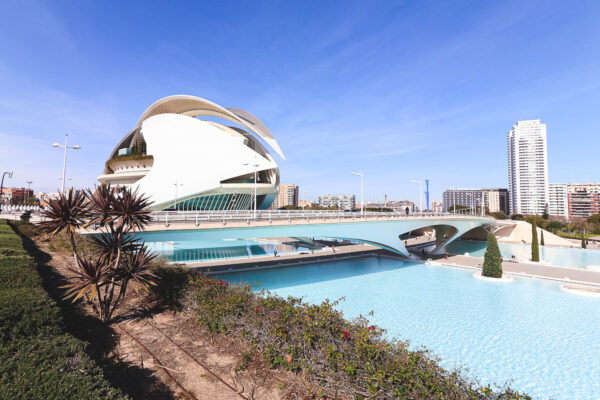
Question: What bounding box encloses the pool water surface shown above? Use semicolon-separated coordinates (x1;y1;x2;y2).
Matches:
218;257;600;399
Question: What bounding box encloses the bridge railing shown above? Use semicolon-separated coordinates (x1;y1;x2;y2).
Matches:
147;209;491;227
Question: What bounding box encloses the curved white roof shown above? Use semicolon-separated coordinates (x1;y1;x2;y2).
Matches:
137;95;285;159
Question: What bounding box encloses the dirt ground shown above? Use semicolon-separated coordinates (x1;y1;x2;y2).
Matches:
35;240;314;400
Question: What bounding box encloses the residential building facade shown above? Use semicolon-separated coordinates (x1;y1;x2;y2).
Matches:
318;194;356;210
443;188;509;214
548;183;568;218
276;184;299;208
567;183;600;219
507;119;549;215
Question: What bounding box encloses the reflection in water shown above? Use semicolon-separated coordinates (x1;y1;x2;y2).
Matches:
150;241;312;263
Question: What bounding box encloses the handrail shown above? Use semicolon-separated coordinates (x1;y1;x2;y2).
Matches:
146;210;494;226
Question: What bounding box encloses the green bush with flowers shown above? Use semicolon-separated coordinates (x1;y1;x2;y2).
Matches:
187;275;530;399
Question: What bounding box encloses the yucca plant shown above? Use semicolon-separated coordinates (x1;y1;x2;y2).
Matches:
40;184;157;322
38;189;91;259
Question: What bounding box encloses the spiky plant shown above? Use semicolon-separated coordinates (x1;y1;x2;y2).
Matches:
40;185;158;322
111;186;152;231
38;189;90;258
108;246;157;320
61;255;111;319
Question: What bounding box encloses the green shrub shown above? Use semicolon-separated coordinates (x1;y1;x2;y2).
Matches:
0;219;128;399
150;262;191;310
0;233;23;248
531;221;540;262
0;256;41;290
546;221;563;232
0;287;65;342
489;211;507;220
187;276;530;399
482;233;502;278
0;335;128;400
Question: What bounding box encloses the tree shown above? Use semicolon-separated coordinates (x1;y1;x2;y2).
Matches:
546;221;563;232
489;211;507;220
39;186;156;322
531;221;540;262
540;230;545;246
582;232;586;249
587;213;600;224
482;233;503;278
542;203;549;220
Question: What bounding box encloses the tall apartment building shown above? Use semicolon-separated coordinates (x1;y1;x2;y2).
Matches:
507;119;549;215
567;183;600;219
548;183;568;218
443;188;509;214
318;194;356;210
269;184;299;209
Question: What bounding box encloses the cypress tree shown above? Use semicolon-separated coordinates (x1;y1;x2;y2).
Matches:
540;230;545;246
531;221;540;262
482;233;503;278
582;233;586;249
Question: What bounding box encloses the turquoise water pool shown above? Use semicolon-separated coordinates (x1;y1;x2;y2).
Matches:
218;257;600;399
143;238;313;263
447;239;600;269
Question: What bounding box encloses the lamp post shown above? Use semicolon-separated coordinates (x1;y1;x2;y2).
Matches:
26;181;33;202
52;134;80;194
173;180;183;211
411;178;423;215
301;190;311;210
0;171;14;213
351;168;364;216
244;156;260;218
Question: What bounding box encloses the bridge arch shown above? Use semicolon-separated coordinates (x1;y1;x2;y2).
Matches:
137;217;494;258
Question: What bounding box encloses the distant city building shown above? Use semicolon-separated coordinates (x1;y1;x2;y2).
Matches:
431;200;444;213
318;194;356;210
278;184;299;208
443;188;508;214
298;200;314;209
0;187;34;205
507;119;549;215
548;183;568;218
388;199;416;212
567;183;600;219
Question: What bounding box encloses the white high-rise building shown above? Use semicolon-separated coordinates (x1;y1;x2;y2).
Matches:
548;183;568;218
507;119;549;215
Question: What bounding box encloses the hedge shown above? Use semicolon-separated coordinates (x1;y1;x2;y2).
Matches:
0;219;128;399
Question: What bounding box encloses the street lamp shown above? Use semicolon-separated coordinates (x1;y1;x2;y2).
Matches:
26;181;32;202
52;134;81;194
411;178;423;214
244;156;260;218
173;180;183;211
0;171;14;213
351;168;364;216
301;190;312;210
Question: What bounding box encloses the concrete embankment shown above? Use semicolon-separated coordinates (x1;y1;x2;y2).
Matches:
190;244;398;274
438;254;600;287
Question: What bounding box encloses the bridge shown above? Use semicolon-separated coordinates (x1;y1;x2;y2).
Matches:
136;211;495;257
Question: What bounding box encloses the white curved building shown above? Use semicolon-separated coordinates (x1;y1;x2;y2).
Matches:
98;95;284;211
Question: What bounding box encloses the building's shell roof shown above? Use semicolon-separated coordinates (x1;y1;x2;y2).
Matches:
136;95;284;159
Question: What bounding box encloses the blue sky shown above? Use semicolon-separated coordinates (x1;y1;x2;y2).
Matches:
1;1;599;204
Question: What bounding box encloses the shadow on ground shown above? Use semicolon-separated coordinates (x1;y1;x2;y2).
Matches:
13;223;175;400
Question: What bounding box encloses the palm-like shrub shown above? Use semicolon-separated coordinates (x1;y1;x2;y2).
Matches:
40;186;156;321
38;189;90;258
482;233;502;278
